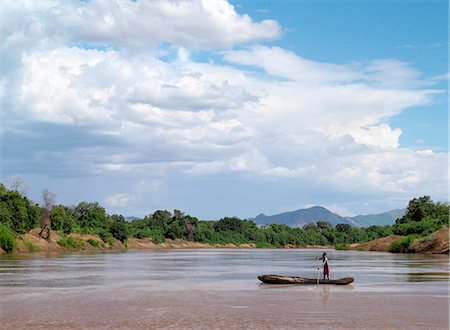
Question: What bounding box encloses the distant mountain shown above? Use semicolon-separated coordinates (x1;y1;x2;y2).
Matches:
347;209;405;227
253;206;405;228
253;206;355;227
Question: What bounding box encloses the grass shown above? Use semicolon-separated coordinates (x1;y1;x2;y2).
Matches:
57;236;86;250
86;238;100;247
334;244;349;250
23;239;40;252
107;237;116;248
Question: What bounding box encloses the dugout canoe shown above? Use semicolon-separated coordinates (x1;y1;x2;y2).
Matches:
258;274;354;285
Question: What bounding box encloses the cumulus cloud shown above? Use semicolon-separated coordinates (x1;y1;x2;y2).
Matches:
127;78;257;111
1;0;447;217
2;0;280;50
105;193;131;208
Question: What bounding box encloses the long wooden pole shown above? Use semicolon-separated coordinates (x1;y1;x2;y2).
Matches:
317;259;320;285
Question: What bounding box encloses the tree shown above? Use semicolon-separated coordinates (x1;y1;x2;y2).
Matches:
182;215;198;241
50;205;75;233
109;216;128;243
5;177;29;196
148;210;172;228
73;202;109;233
397;196;434;224
317;221;333;230
393;196;449;236
214;217;244;232
40;189;56;238
336;223;352;235
0;184;40;234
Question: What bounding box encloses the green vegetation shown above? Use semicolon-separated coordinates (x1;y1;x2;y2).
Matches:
57;236;86;249
334;244;349;250
86;238;100;247
0;184;40;234
23;239;39;252
0;222;16;252
387;196;449;252
389;235;417;253
392;196;449;236
0;180;448;254
109;215;129;243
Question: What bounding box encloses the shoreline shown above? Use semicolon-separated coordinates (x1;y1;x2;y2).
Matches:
1;227;448;256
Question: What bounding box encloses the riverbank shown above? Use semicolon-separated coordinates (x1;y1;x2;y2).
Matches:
0;228;333;254
350;227;449;254
1;227;448;255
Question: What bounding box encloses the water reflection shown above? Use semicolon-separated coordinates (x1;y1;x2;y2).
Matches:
0;249;448;290
407;272;449;282
321;285;330;307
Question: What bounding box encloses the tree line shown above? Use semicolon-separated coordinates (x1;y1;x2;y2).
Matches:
0;183;448;253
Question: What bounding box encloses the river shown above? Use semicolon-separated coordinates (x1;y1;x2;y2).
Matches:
1;249;448;329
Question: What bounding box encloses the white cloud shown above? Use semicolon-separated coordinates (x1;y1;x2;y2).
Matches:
1;0;447;217
362;59;431;88
224;45;359;82
105;193;131;208
351;124;402;149
2;0;280;50
127;77;257;111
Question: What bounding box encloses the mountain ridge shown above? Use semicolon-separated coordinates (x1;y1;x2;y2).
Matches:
253;206;405;227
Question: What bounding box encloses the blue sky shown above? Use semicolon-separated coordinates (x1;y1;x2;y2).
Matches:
236;0;448;151
1;0;448;219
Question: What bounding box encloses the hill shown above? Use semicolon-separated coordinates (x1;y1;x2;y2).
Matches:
347;209;405;227
253;206;405;228
253;206;356;227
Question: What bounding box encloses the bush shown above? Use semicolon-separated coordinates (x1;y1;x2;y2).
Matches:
389;235;417;253
335;244;349;250
0;223;16;252
23;239;39;252
107;237;116;248
57;236;86;249
87;238;100;247
393;214;449;237
133;227;165;244
99;230;113;243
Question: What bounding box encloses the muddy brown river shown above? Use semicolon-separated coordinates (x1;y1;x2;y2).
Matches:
1;249;448;329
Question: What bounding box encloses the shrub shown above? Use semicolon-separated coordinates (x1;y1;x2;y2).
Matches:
255;241;271;248
57;236;86;249
87;238;99;247
389;235;417;253
0;223;16;252
99;230;113;243
107;237;116;248
335;244;349;250
23;239;39;252
134;227;165;244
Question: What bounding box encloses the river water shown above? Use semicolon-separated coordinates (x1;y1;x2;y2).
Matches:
1;249;448;329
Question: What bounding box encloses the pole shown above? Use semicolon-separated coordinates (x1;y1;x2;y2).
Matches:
316;258;320;285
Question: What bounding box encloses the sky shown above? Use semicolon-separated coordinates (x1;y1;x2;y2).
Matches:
1;0;448;220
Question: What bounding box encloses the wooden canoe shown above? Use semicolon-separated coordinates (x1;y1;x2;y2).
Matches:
258;274;354;285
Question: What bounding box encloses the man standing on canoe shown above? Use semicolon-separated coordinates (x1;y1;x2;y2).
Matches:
317;252;330;280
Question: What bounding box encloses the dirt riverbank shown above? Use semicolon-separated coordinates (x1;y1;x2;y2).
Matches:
0;228;333;254
1;228;448;255
350;227;449;254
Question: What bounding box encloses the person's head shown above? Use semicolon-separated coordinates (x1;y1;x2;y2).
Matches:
322;252;327;257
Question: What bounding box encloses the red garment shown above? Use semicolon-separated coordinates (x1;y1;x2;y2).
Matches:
323;263;330;276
